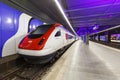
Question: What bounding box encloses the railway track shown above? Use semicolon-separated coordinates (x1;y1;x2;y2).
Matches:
0;51;63;80
0;62;53;80
0;43;74;80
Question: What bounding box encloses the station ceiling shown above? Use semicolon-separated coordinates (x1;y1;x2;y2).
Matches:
62;0;120;35
1;0;120;35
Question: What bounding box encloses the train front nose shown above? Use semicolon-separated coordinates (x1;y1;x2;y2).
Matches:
19;36;45;50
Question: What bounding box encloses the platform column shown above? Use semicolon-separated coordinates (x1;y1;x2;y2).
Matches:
108;31;111;43
86;34;89;44
98;34;100;41
93;34;95;41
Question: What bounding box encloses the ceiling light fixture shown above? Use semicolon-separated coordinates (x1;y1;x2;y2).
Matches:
54;0;77;35
93;24;99;30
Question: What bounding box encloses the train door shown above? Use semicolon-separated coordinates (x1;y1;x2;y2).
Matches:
54;29;63;50
61;29;65;47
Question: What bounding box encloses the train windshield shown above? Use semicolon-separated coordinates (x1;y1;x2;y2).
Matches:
31;25;51;35
28;25;52;38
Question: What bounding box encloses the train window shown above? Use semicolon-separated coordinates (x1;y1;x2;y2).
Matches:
30;25;51;35
55;31;61;37
68;35;73;39
28;25;52;38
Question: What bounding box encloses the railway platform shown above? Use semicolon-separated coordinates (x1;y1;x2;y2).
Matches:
42;40;120;80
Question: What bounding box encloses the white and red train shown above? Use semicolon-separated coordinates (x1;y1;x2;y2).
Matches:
18;23;75;63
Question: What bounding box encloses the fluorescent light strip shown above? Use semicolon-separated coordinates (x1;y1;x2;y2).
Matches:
54;0;77;35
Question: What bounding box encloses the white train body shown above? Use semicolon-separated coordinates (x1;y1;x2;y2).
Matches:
18;23;75;63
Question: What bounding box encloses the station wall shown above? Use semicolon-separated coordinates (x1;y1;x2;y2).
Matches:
0;2;43;57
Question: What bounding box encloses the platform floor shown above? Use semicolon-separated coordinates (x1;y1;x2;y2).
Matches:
42;40;119;80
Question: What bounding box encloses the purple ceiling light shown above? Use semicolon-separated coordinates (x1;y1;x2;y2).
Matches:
93;24;99;30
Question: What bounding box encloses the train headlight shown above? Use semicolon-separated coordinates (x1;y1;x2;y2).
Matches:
38;37;45;45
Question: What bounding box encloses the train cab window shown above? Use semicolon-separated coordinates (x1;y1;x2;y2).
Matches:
30;25;51;35
55;31;61;37
28;25;52;38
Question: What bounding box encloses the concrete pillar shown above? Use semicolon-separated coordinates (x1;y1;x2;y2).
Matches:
86;34;89;45
83;35;89;45
108;31;111;43
93;35;96;40
98;34;100;41
105;31;111;43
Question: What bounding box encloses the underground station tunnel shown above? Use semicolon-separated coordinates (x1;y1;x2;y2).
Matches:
0;0;120;80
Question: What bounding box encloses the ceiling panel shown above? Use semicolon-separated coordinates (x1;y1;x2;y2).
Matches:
66;5;109;17
106;3;120;13
62;0;120;35
66;0;115;9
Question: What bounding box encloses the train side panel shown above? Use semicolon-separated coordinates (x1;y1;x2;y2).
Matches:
44;26;64;53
